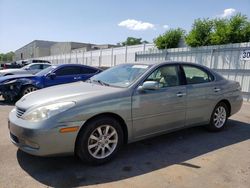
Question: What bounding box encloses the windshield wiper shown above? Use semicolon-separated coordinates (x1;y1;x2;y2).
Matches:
91;79;110;86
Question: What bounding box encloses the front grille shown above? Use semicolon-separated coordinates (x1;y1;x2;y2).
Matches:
10;132;19;143
16;107;26;118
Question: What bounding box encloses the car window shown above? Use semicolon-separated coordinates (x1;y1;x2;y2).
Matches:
183;65;213;84
145;65;180;88
55;66;81;76
29;64;42;70
90;64;150;88
81;67;98;74
42;64;51;69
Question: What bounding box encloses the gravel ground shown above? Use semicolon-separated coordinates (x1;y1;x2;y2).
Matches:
0;98;249;188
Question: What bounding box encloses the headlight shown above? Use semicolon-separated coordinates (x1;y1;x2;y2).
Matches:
3;80;17;85
21;102;75;122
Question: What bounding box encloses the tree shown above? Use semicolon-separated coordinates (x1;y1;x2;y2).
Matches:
0;52;14;62
185;18;214;47
154;28;185;49
121;37;148;46
187;14;250;47
211;19;230;45
227;14;250;43
243;22;250;42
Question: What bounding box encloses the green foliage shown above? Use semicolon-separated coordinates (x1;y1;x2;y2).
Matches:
211;19;230;45
121;37;148;46
185;18;214;47
154;28;185;49
0;52;14;62
227;14;250;43
186;14;250;47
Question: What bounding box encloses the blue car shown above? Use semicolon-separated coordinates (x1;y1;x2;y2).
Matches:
0;64;102;101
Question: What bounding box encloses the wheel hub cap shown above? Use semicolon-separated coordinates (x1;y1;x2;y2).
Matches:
213;106;227;128
88;125;118;159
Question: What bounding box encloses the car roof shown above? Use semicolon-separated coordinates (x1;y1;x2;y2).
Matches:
131;61;211;69
53;64;102;70
27;62;51;65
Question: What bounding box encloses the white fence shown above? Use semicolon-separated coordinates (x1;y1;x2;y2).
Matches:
38;43;156;67
37;42;250;101
136;42;250;101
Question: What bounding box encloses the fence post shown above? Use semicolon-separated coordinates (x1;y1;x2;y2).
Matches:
111;48;114;66
69;52;71;63
125;45;128;63
99;49;102;67
76;51;78;64
82;50;85;65
90;51;92;66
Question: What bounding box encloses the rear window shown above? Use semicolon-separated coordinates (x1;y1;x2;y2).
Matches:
183;66;214;84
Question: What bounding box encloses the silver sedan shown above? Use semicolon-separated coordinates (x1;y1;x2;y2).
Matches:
0;63;51;76
8;62;243;164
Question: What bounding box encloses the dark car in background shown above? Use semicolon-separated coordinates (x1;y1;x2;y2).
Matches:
0;64;102;101
1;59;51;70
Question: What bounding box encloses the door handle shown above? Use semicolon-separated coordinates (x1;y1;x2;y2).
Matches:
176;92;186;97
214;87;221;92
74;76;81;80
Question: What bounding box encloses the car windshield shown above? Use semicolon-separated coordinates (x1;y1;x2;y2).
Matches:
35;65;57;76
90;64;151;88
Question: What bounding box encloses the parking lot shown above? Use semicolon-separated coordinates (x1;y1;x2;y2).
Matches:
0;98;249;188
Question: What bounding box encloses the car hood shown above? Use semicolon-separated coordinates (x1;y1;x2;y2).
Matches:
0;74;34;83
0;69;25;74
16;82;124;110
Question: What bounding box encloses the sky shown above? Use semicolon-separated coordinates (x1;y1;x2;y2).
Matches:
0;0;250;53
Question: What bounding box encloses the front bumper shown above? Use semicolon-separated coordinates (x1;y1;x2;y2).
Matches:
8;108;84;156
0;83;21;100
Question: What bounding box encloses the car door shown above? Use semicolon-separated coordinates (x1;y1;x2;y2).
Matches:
44;66;82;87
182;65;216;126
132;64;187;139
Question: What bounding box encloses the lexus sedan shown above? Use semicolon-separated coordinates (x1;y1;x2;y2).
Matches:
0;62;51;76
8;62;243;164
0;64;101;101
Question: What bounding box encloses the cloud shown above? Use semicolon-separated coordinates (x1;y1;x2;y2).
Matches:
219;8;236;18
163;25;169;29
118;19;155;31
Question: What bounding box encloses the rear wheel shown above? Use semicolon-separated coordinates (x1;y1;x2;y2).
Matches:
207;102;229;131
76;117;124;165
21;85;37;97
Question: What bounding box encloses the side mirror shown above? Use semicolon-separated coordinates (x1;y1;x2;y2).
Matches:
47;72;56;79
25;67;30;70
138;81;160;91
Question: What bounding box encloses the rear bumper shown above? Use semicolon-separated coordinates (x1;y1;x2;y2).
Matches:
229;94;243;116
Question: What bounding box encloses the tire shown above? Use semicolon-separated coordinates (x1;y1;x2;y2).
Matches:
21;85;37;97
2;94;16;103
76;116;124;165
207;102;229;131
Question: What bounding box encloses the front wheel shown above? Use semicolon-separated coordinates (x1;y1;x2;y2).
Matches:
207;102;229;131
76;117;124;165
21;85;37;97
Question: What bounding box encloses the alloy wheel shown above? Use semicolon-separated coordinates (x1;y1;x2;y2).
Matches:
213;106;227;128
23;86;37;95
87;125;118;159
